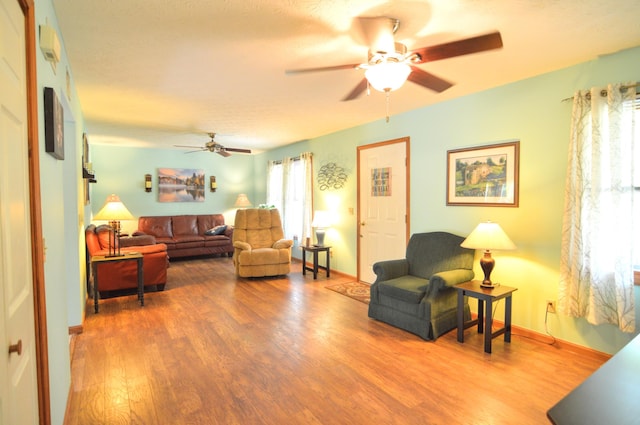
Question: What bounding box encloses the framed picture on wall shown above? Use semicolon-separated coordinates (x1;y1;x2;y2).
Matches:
158;168;205;202
44;87;64;160
446;141;520;207
82;133;90;205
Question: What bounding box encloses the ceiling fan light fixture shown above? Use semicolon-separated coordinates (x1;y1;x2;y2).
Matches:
365;61;411;92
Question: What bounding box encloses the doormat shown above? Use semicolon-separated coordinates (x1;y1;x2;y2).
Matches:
325;281;370;304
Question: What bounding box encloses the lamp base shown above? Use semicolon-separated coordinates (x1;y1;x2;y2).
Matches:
479;250;496;289
315;229;326;247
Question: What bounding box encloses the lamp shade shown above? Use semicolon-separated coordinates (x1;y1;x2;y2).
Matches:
93;194;134;221
312;210;331;228
365;61;411;92
461;221;516;251
234;193;252;208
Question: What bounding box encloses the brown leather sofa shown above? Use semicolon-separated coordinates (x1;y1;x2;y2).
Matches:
85;224;169;292
135;214;234;259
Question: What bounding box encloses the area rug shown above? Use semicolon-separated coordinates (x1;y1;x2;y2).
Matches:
325;281;370;304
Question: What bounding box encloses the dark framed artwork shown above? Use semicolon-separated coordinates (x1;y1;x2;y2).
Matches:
82;133;90;205
446;141;520;207
44;87;64;160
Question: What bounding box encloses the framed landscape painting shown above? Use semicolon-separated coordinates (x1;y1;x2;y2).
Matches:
158;168;205;202
446;141;520;207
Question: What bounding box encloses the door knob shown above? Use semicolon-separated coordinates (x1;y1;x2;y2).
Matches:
360;221;365;226
8;339;22;356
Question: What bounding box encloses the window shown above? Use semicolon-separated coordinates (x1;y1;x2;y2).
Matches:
266;153;313;244
559;83;637;332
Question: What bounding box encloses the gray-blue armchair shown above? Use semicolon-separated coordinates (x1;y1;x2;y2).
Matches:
368;232;475;340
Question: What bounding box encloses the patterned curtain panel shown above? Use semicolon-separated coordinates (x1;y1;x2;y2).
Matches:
559;82;637;332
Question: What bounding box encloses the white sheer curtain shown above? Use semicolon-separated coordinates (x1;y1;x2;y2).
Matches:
267;160;283;212
559;82;637;332
266;152;313;244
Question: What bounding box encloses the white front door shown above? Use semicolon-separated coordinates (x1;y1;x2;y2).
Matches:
0;0;40;422
357;138;409;283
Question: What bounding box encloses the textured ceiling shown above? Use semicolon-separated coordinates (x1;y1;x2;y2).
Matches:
53;0;640;153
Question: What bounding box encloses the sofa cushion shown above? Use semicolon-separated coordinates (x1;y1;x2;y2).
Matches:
236;247;289;266
120;234;156;247
205;225;227;236
121;243;167;255
204;236;232;247
377;275;428;304
197;214;226;235
173;215;198;236
139;216;173;238
172;235;204;243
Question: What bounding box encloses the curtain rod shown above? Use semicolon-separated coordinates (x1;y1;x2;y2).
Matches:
561;83;638;102
270;156;301;165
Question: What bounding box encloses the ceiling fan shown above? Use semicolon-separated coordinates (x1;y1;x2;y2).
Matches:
286;17;503;101
174;133;252;157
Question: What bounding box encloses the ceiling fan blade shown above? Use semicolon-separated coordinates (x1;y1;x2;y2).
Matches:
342;78;369;101
407;67;453;93
174;145;204;149
411;31;503;64
285;63;361;74
216;149;231;158
224;147;252;154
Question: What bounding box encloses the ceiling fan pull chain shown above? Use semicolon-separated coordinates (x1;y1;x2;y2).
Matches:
385;90;391;123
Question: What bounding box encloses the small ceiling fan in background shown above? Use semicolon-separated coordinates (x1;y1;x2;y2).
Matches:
174;132;252;157
286;17;503;101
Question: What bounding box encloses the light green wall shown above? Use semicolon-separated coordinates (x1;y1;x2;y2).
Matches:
92;46;640;362
35;1;86;423
90;144;254;233
252;46;640;354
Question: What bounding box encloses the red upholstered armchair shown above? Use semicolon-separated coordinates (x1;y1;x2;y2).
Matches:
85;224;169;293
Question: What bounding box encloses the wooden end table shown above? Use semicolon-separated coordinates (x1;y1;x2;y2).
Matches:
91;252;144;313
300;245;331;279
456;280;517;353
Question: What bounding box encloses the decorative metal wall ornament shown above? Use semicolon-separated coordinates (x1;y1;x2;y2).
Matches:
317;162;347;190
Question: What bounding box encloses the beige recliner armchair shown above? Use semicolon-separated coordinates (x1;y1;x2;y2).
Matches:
233;208;293;277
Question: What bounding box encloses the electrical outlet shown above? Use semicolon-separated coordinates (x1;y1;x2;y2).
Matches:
546;300;556;313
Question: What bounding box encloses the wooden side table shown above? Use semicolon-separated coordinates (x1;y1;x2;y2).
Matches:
456;280;517;353
91;252;144;313
300;245;331;279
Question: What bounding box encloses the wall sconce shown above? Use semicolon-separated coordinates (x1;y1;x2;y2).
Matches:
210;176;217;192
144;174;152;192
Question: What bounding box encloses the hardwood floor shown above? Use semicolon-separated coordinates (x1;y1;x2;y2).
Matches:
65;257;604;424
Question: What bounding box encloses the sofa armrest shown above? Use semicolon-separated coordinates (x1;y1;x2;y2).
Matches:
372;259;409;283
224;225;234;237
272;239;293;249
426;269;475;297
233;241;252;251
120;235;156;248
